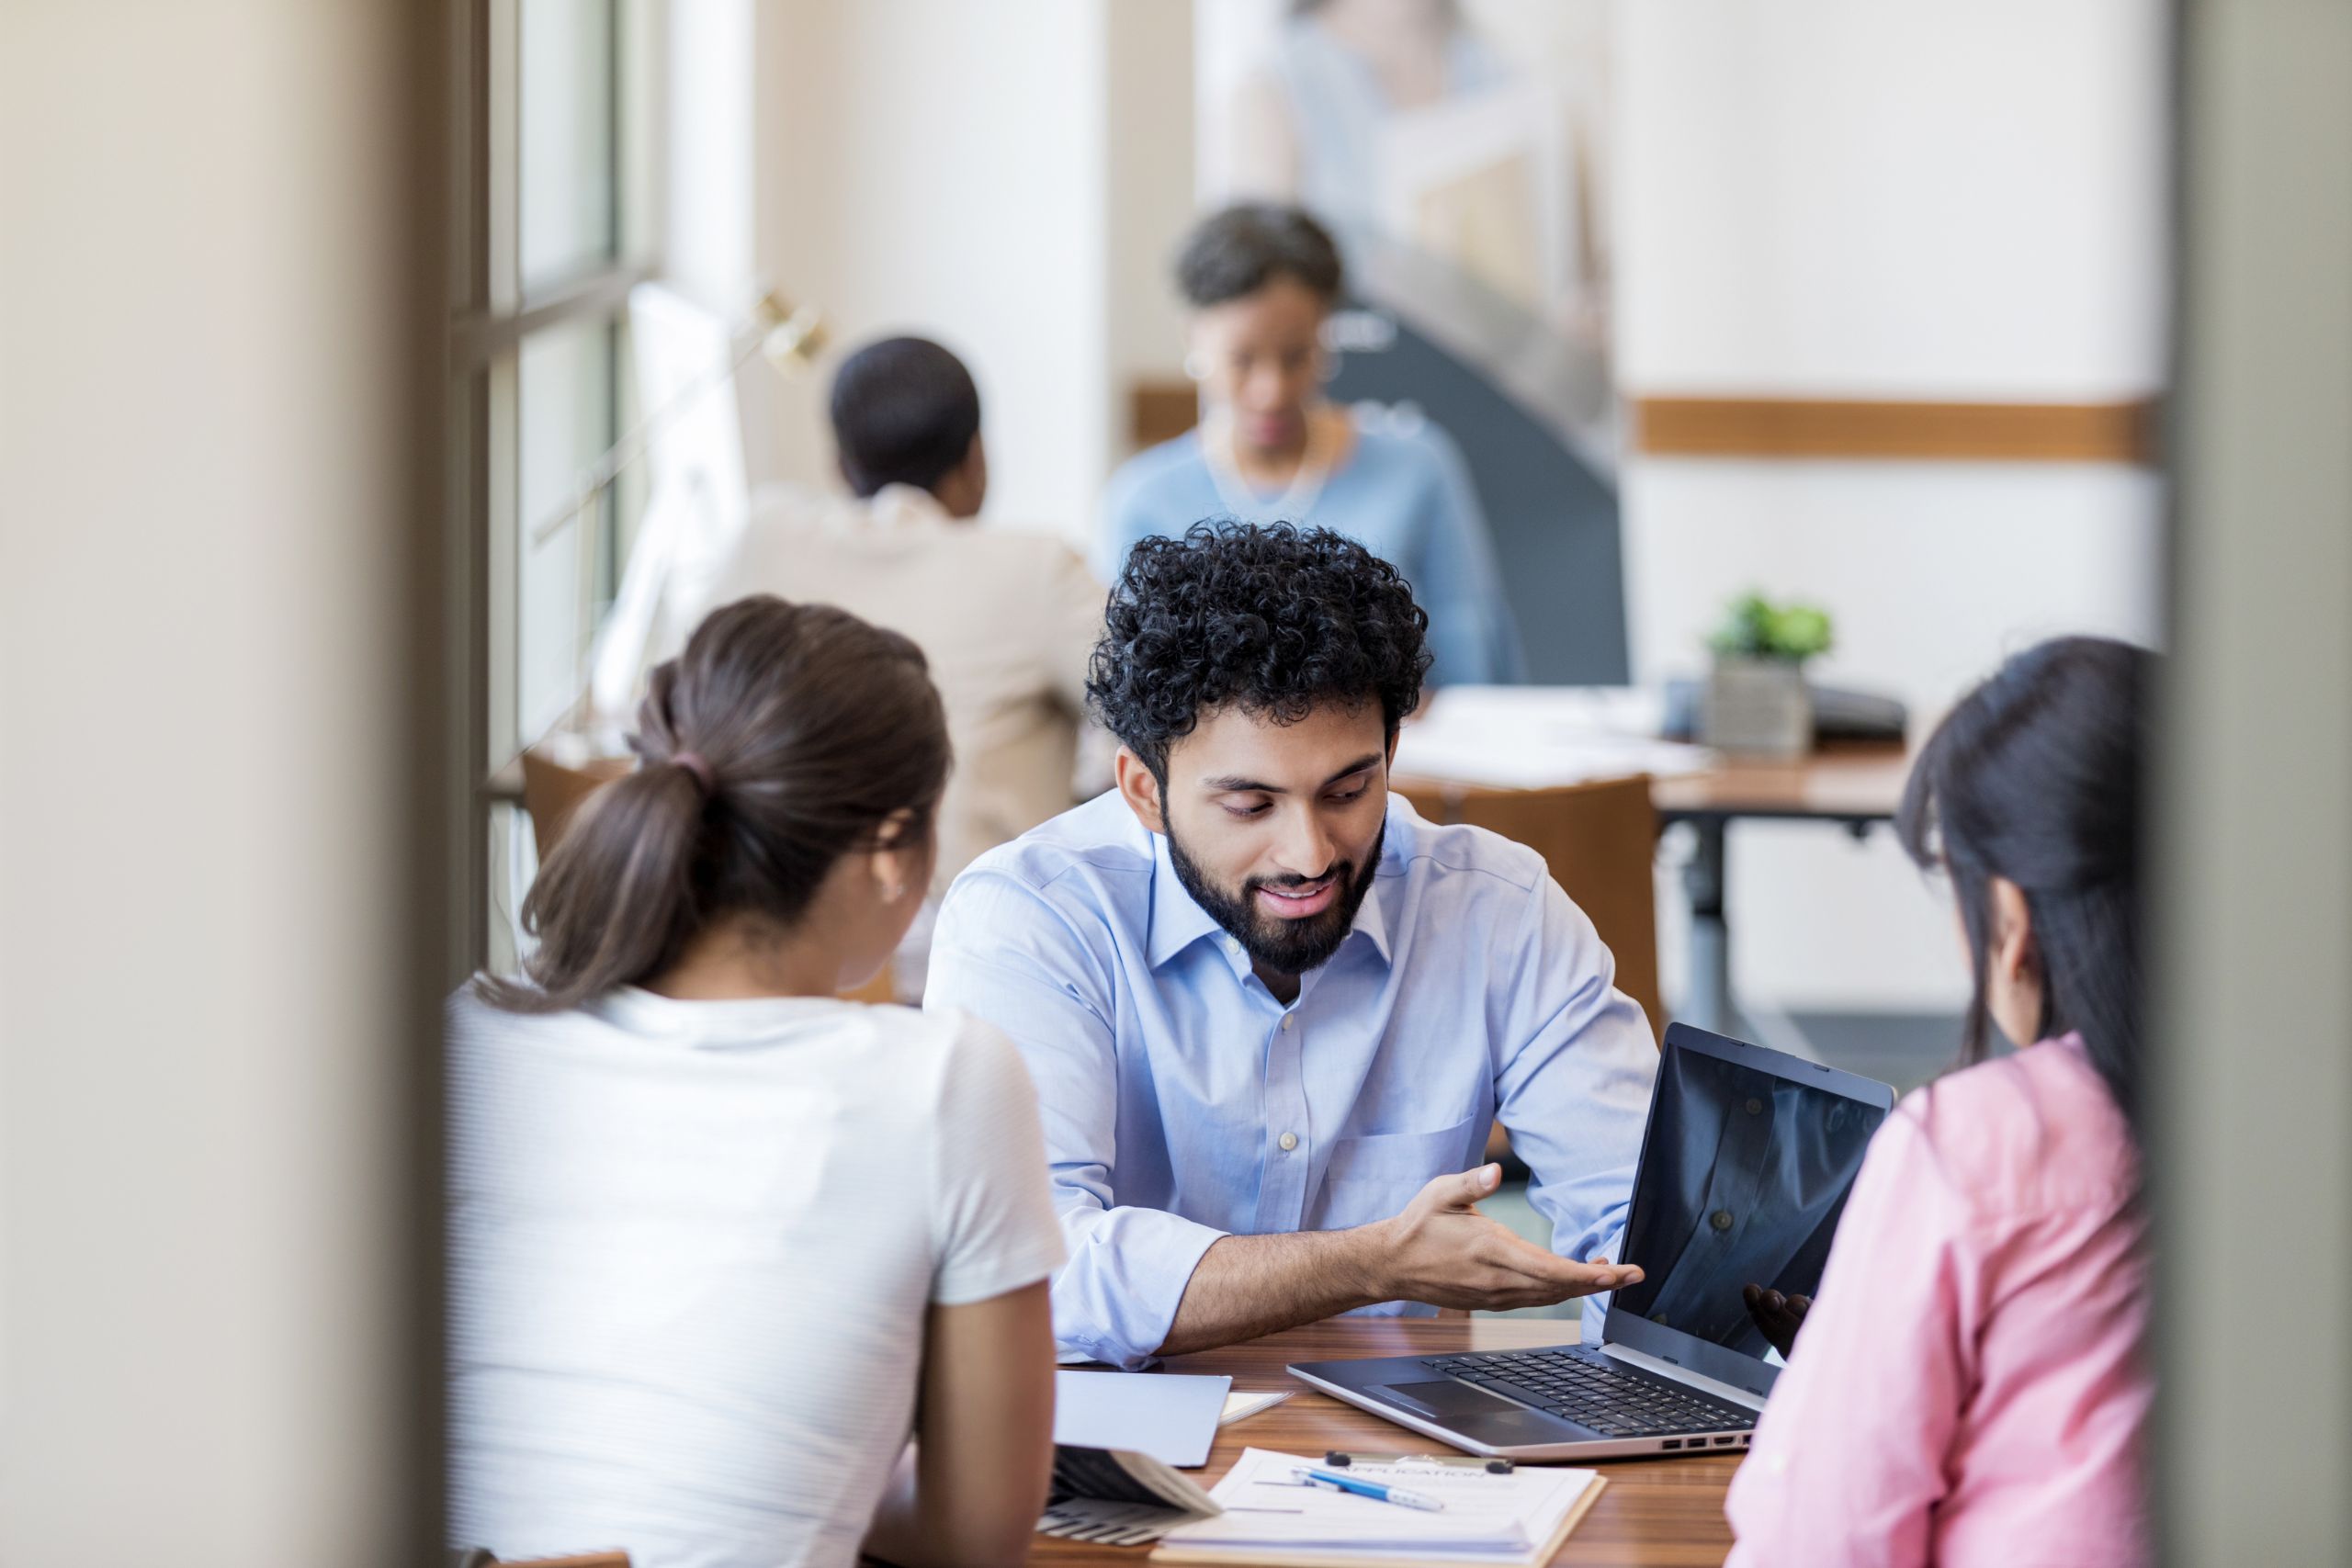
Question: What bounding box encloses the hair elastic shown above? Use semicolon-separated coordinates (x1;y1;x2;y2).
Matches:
673;750;715;795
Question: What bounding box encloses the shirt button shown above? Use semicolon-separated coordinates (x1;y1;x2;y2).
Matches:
1279;1132;1299;1152
1746;1097;1763;1116
1225;937;1242;957
1712;1209;1735;1232
1280;1014;1295;1032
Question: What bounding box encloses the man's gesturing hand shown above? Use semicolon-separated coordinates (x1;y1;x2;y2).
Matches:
1365;1164;1644;1313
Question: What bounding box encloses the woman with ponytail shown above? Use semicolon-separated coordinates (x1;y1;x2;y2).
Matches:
449;597;1062;1568
1725;636;2155;1567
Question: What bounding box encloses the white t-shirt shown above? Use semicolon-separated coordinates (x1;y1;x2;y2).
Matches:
447;987;1065;1568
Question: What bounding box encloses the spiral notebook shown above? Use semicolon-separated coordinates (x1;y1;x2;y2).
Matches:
1149;1448;1604;1566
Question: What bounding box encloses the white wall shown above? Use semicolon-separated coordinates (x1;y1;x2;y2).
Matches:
666;0;758;313
1616;2;2168;400
749;0;1114;545
1107;1;1200;416
1617;1;2171;1013
0;0;436;1559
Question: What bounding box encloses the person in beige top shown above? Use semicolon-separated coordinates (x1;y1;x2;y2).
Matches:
718;336;1104;989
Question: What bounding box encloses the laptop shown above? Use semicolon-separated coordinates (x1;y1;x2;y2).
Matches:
1289;1022;1895;1461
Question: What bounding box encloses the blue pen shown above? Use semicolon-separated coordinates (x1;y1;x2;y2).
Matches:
1291;1465;1447;1512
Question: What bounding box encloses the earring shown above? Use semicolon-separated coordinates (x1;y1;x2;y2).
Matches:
1183;350;1208;382
887;884;907;902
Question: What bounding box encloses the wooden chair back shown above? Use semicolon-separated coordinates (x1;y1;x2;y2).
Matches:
1394;773;1664;1043
518;746;634;863
1396;772;1663;1166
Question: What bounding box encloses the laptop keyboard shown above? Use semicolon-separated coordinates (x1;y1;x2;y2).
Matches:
1419;1347;1757;1439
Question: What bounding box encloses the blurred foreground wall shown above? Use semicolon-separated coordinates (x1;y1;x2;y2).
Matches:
2161;0;2352;1559
0;1;446;1560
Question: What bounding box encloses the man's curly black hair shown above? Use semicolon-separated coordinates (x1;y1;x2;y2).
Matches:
1087;521;1432;779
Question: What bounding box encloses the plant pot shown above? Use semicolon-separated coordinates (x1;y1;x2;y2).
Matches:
1702;657;1813;758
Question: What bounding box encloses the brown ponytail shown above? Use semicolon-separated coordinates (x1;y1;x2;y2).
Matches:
481;595;949;1012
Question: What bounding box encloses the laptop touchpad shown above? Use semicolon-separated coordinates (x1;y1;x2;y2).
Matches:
1374;1380;1573;1443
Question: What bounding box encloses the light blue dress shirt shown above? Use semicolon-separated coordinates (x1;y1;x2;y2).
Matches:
1098;409;1527;687
924;790;1658;1369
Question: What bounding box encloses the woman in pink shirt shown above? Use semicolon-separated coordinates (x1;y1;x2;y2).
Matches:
1725;636;2154;1568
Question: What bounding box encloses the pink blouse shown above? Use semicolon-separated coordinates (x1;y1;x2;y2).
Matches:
1724;1035;2152;1567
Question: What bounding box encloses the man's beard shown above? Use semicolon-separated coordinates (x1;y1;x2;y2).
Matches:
1165;816;1385;977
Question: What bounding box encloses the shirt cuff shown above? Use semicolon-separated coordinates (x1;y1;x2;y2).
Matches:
1050;1204;1227;1371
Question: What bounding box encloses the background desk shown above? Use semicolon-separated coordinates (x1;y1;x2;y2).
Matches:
1653;741;1910;1035
1031;1319;1737;1567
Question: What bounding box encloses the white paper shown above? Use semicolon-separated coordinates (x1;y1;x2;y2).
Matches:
1159;1447;1599;1562
1395;684;1714;791
1219;1389;1295;1425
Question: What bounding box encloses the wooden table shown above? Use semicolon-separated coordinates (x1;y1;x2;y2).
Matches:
1649;739;1910;825
1032;1319;1736;1567
1650;742;1909;1036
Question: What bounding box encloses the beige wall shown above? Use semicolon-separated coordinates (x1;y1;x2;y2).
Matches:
741;0;1197;544
1106;0;1200;423
0;1;441;1558
749;0;1115;546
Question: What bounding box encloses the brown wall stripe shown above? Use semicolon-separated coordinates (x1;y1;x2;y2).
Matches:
1126;381;2161;466
1632;395;2160;464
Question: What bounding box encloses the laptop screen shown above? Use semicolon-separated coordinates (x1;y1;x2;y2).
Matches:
1607;1032;1890;1367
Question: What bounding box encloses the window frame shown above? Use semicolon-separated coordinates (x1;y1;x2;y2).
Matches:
446;0;666;979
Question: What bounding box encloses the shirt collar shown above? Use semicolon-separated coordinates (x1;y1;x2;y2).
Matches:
1351;857;1395;964
1141;804;1405;974
864;483;953;531
1146;830;1227;971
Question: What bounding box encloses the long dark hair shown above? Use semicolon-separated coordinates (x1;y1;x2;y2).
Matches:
481;595;949;1012
1895;635;2151;1133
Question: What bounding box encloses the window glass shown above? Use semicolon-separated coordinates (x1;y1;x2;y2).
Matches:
515;317;616;741
518;0;616;293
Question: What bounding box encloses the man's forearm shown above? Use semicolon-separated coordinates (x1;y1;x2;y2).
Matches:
1156;1224;1392;1358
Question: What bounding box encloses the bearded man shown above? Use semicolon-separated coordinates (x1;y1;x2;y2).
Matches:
926;522;1657;1368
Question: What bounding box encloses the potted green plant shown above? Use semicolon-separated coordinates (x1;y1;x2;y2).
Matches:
1701;592;1835;758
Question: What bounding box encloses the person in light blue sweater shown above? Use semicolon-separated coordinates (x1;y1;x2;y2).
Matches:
1100;203;1524;686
